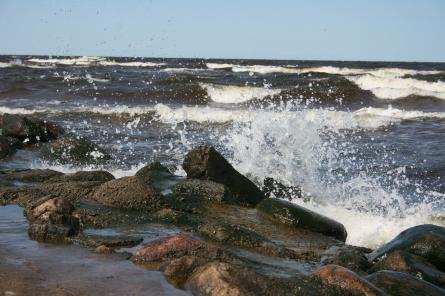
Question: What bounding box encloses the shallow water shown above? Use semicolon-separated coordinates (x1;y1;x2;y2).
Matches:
1;55;445;248
0;205;189;295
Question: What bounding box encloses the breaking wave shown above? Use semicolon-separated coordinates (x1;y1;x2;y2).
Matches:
200;83;281;104
26;56;166;67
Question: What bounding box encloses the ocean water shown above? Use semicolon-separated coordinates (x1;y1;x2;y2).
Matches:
1;55;445;248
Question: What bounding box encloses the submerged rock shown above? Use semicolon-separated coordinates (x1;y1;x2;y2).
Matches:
159;256;209;288
256;198;347;242
182;146;265;206
312;265;386;296
41;134;110;165
0;113;63;143
369;250;445;288
366;270;445;296
368;224;445;272
93;176;163;210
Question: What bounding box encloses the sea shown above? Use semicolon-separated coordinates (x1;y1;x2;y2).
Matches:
1;55;445;248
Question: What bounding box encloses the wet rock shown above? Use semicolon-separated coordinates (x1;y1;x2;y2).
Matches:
257;198;347;242
0;113;63;143
135;162;180;190
322;246;372;274
39;180;103;202
312;265;386;296
69;233;143;248
26;196;80;243
0;187;43;207
152;208;201;226
159;256;209;288
182;146;265;206
368;224;445;272
41;134;110;165
93;176;163;210
198;221;268;249
366;270;445;296
1;168;63;183
0;136;16;159
262;177;303;200
370;250;445;288
46;170;114;183
167;179;234;213
132;232;209;263
95;245;113;254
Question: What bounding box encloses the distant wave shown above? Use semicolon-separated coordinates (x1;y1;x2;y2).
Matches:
27;56;166;67
200;83;281;104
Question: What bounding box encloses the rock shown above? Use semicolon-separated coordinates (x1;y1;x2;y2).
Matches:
135;162;178;188
26;196;80;243
368;224;445;272
152;208;200;226
322;246;372;274
366;270;445;296
198;221;268;249
159;256;209;288
256;198;347;242
370;250;445;288
46;170;115;183
40;134;110;165
262;177;303;200
1;169;63;183
69;234;143;248
186;262;345;296
167;179;234;213
39;180;103;202
182;146;265;206
132;233;209;263
0;113;63;143
0;136;16;159
95;245;113;254
93;176;163;210
312;265;386;296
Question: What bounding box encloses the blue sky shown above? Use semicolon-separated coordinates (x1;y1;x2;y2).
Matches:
1;0;444;62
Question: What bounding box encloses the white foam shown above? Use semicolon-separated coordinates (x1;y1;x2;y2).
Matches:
347;75;445;100
27;57;165;67
0;106;50;115
222;104;445;248
206;63;234;69
200;83;281;104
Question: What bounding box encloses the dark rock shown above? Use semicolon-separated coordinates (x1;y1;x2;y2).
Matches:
92;176;163;210
39;180;103;202
46;170;114;183
312;265;386;296
366;270;445;296
182;146;265;206
322;246;372;274
132;232;210;263
159;256;209;288
370;250;445;288
41;134;110;165
198;221;268;249
0;135;16;159
135;162;179;189
152;208;200;226
28;223;75;243
1;168;63;183
0;113;63;143
262;177;303;200
256;198;347;242
167;179;234;213
368;224;445;272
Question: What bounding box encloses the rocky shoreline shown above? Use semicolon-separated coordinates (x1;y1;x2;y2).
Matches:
1;114;445;295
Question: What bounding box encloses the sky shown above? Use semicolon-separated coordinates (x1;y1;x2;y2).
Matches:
0;0;444;62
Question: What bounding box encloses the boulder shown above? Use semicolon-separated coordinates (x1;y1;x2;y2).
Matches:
159;256;209;288
41;134;110;165
0;113;63;143
368;224;445;272
39;180;103;202
25;196;80;243
135;162;179;189
366;270;445;296
167;179;234;213
370;250;445;288
93;176;163;210
182;146;265;206
312;265;386;296
132;233;209;263
257;198;347;242
322;246;372;274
